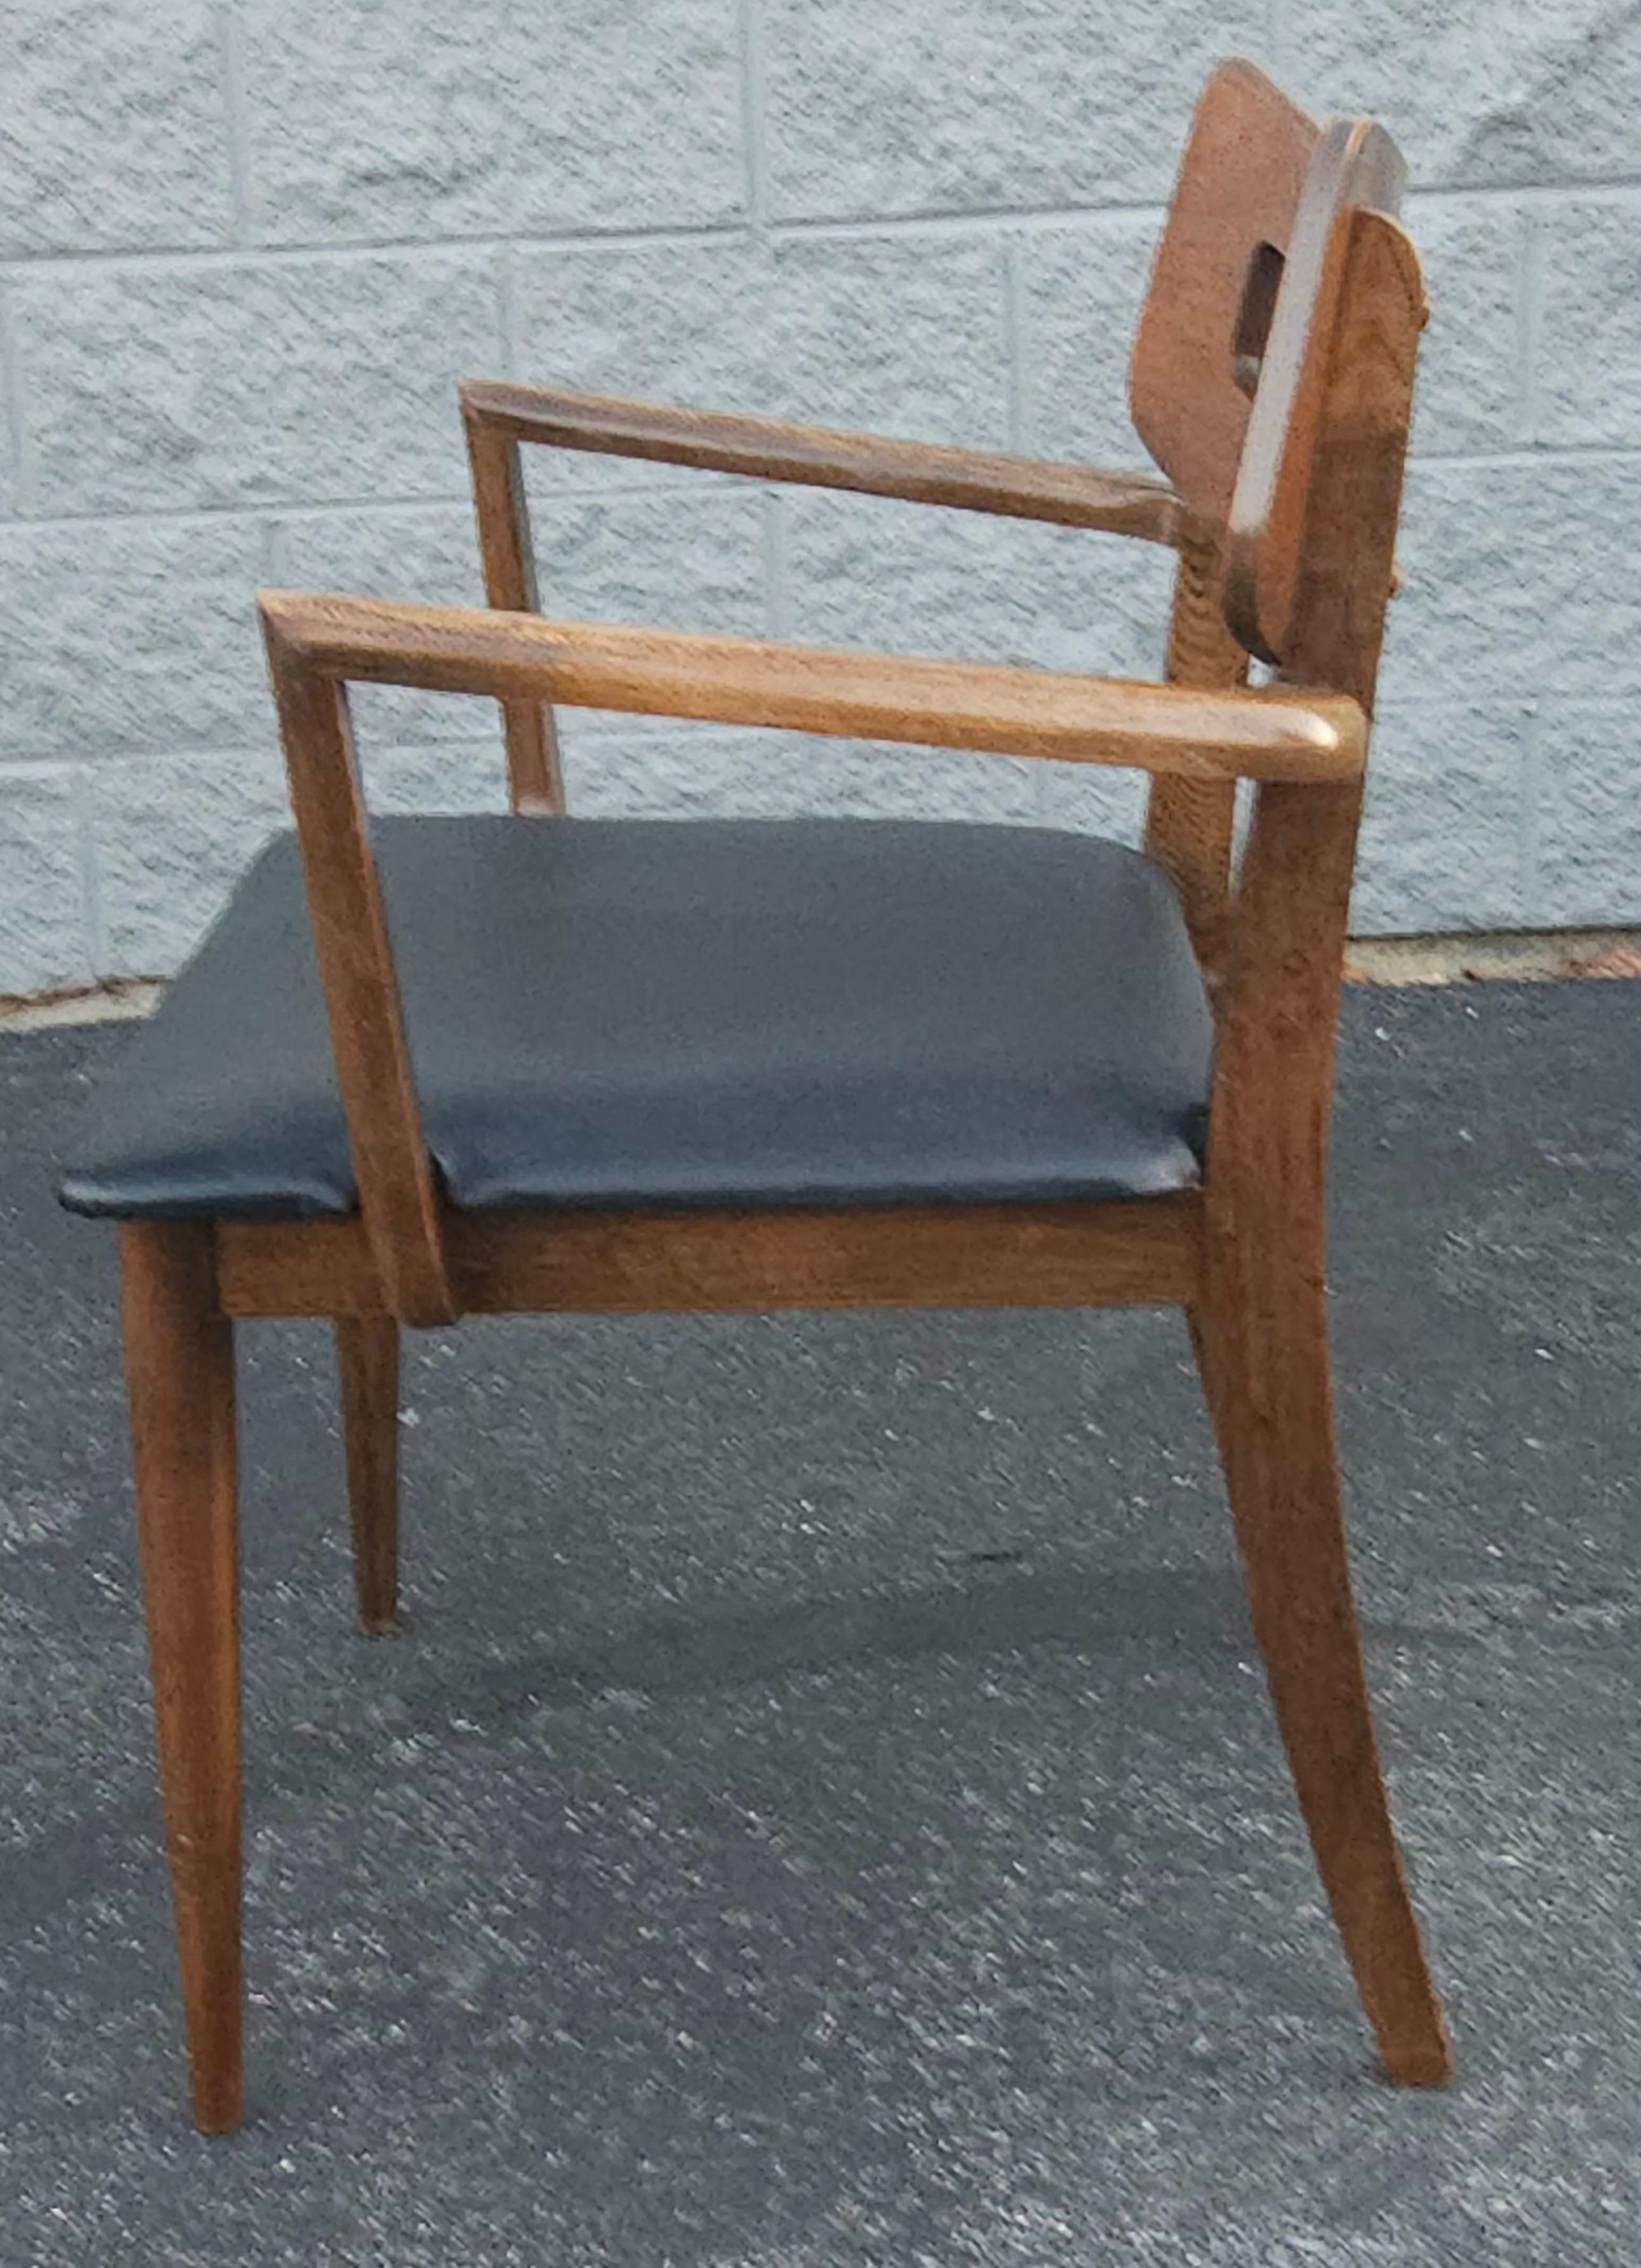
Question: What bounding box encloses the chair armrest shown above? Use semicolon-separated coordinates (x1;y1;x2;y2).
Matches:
459;380;1183;547
260;592;1364;783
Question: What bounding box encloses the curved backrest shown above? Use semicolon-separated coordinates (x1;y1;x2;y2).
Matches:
1129;61;1320;527
1130;60;1410;668
1225;117;1407;661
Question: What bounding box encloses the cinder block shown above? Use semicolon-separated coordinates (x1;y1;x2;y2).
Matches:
0;1;232;256
559;712;1039;823
11;250;503;514
1284;0;1636;185
1016;218;1166;471
272;502;487;611
366;742;513;817
764;0;1266;220
1384;458;1641;705
272;501;496;753
1404;194;1527;456
1031;762;1149;845
239;0;743;244
783;489;1172;679
0;764;91;994
559;716;772;816
1529;704;1641;927
1;7;1637;991
91;739;522;979
522;489;767;635
86;747;289;978
1487;6;1641;183
512;232;1012;484
1020;193;1519;469
273;489;769;748
0;517;269;762
0;338;16;519
1353;701;1531;934
1534;197;1641;449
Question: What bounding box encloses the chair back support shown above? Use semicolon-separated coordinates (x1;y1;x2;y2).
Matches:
1129;60;1320;528
261;69;1425;1329
1203;192;1425;1347
112;65;1450;2139
1138;63;1412;968
1134;59;1409;628
1225;114;1407;664
1202;194;1426;1366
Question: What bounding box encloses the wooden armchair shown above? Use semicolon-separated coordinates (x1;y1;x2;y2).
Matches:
58;61;1450;2132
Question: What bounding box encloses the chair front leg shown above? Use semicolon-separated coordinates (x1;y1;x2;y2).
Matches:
1192;1230;1452;2086
121;1221;243;2134
335;1316;400;1633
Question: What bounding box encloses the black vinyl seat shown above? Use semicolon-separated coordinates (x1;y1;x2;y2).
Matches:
58;815;1214;1223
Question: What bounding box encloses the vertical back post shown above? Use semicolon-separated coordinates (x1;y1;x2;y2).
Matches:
1145;517;1247;980
1209;204;1425;1183
1192;206;1440;2083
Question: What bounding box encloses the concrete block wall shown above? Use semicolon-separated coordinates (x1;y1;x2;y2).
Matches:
1;0;1638;992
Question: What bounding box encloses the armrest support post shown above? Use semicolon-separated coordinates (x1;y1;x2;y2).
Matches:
463;413;564;813
1145;522;1249;978
262;622;456;1326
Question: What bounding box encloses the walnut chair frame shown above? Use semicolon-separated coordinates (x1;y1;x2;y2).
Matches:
116;62;1450;2135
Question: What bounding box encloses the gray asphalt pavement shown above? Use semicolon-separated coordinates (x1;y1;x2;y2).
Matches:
1;981;1638;2264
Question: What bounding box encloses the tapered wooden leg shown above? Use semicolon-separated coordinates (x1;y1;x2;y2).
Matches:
335;1316;399;1634
121;1221;243;2134
1192;1261;1452;2087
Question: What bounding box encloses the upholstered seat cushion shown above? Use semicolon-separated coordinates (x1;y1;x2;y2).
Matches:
58;816;1213;1222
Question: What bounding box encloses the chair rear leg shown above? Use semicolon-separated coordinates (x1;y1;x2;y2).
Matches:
121;1221;243;2133
1192;1259;1452;2086
335;1316;399;1634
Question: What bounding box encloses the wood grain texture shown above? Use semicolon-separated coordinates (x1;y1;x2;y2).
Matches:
1194;779;1451;2086
1278;209;1426;712
460;380;1183;545
463;413;564;812
1197;204;1449;2086
335;1316;400;1634
1192;1170;1451;2086
1129;58;1319;524
215;1197;1202;1320
262;618;455;1327
257;593;1365;783
161;72;1449;2121
122;1222;243;2133
1144;521;1248;976
1226;119;1408;661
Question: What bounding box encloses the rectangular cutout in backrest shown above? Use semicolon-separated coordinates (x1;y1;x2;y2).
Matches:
1129;60;1320;526
1232;241;1286;399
